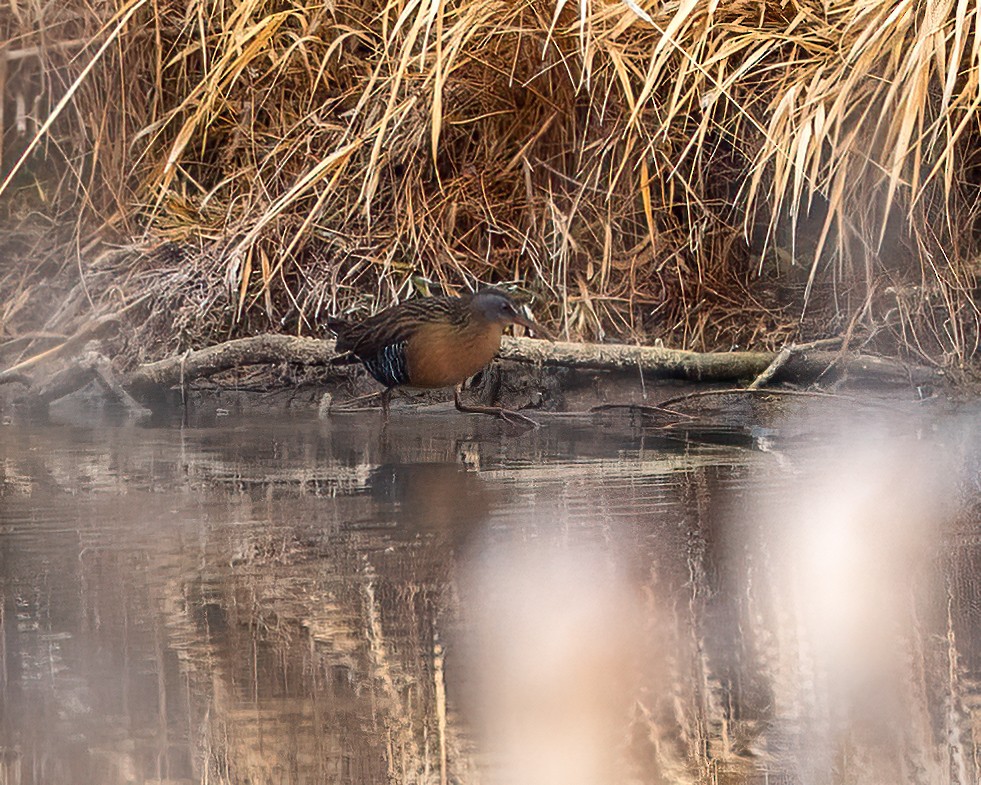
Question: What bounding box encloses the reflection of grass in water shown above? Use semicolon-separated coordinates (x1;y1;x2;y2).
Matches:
721;437;975;784
3;420;980;784
185;555;448;783
192;456;976;784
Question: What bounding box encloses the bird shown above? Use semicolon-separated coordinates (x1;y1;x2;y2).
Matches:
327;288;554;426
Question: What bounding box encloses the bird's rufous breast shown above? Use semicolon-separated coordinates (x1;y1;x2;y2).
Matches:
405;320;505;388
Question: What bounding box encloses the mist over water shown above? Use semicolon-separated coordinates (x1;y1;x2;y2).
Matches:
0;403;977;784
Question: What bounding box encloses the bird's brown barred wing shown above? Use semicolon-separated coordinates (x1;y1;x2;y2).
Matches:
330;296;466;358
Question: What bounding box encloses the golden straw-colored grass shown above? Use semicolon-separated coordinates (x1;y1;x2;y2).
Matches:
1;0;980;366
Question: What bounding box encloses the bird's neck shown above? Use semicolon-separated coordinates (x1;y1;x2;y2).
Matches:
462;317;504;343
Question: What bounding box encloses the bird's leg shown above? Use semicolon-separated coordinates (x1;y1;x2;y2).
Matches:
381;387;392;421
454;386;539;429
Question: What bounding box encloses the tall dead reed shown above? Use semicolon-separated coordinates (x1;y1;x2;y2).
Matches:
1;0;980;365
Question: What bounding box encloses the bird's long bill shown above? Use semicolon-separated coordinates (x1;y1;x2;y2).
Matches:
512;314;556;341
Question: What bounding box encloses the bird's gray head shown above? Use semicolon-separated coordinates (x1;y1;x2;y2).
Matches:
471;288;522;323
469;288;554;339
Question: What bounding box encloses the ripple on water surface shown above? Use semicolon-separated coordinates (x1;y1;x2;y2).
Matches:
0;405;978;785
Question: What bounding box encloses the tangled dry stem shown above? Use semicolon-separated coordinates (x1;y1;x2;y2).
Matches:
1;0;981;372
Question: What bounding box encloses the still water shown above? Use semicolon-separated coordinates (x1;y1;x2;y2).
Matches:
0;400;979;785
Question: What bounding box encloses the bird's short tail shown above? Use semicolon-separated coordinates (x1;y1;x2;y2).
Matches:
326;317;358;363
325;317;351;335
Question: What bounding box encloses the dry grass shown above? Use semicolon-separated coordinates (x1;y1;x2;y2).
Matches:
1;0;981;367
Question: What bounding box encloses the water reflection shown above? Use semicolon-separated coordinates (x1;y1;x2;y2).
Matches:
0;406;977;785
455;532;643;785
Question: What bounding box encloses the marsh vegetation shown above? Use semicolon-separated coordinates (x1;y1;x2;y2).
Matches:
1;0;981;374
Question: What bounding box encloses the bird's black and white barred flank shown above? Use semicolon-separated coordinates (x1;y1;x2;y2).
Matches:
361;341;410;388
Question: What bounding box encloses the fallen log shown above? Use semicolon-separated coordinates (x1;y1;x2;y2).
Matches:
126;333;942;389
497;336;941;386
33;348;151;420
127;335;341;389
0;313;120;385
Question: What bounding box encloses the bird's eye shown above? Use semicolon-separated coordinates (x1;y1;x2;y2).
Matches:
500;301;511;312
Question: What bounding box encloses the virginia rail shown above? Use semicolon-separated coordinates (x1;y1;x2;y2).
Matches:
327;288;553;426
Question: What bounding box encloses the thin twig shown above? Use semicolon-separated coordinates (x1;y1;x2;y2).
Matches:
589;402;696;419
747;346;794;390
748;337;845;390
654;387;905;411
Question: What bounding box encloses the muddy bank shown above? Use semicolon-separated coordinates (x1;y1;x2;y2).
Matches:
5;353;947;456
0;323;944;429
